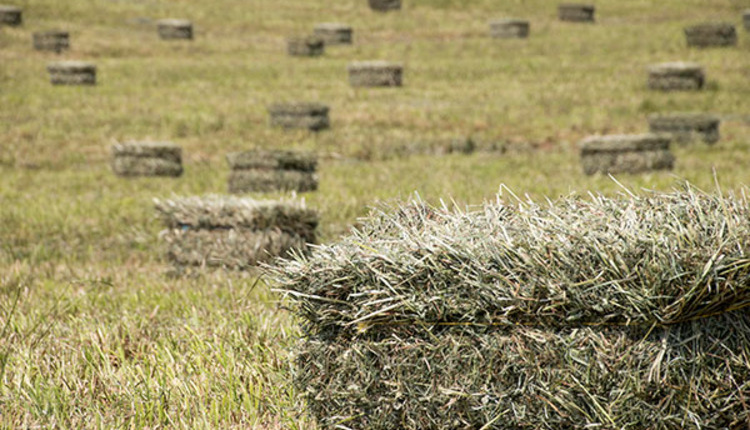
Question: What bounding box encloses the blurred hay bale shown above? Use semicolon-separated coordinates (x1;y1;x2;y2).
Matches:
744;10;750;31
348;61;403;87
46;61;96;86
0;5;21;26
684;23;736;48
227;149;318;194
157;19;193;40
313;23;352;45
648;113;720;144
268;102;329;131
489;19;530;39
271;189;750;429
111;141;183;177
33;31;69;53
647;62;704;91
156;196;317;269
558;3;595;22
287;36;324;57
368;0;401;12
580;133;674;175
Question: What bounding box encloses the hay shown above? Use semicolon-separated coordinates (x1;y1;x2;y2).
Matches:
744;10;750;31
47;61;96;86
368;0;401;12
648;113;720;144
227;150;317;172
489;19;530;39
684;23;737;48
227;150;318;194
648;62;704;91
580;133;674;175
0;5;21;26
111;142;183;177
558;3;595;22
313;23;352;45
268;103;330;131
157;19;193;40
270;188;750;429
156;195;317;269
33;31;70;53
348;61;403;87
287;36;324;57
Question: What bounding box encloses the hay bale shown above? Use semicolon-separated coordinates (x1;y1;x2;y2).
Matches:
579;133;674;175
268;103;330;131
368;0;401;12
33;31;70;53
744;10;750;31
0;5;21;26
46;61;96;86
157;19;193;40
155;196;317;269
287;36;324;57
313;23;353;45
271;189;750;429
111;141;183;177
647;62;704;91
648;113;720;144
348;61;403;87
489;19;530;39
227;149;318;194
558;3;595;22
684;22;737;48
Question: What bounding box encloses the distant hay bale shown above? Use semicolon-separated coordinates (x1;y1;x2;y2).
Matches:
0;5;21;26
270;188;750;429
684;23;737;48
348;61;403;87
579;133;674;175
157;19;193;40
489;19;530;39
647;62;704;91
368;0;401;12
46;61;96;86
111;141;183;177
558;3;595;22
744;10;750;31
268;102;330;131
313;23;353;45
648;113;720;144
287;36;324;57
227;149;318;194
156;196;317;269
33;31;70;53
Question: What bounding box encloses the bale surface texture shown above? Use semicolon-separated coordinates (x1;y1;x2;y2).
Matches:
368;0;401;12
684;22;737;47
648;62;704;91
648;113;720;144
348;61;403;87
313;23;352;45
111;141;183;177
287;36;324;57
271;189;750;429
157;19;193;40
47;61;96;85
268;103;329;131
580;133;674;175
156;196;317;269
558;3;595;22
0;5;21;26
489;19;530;39
33;31;69;53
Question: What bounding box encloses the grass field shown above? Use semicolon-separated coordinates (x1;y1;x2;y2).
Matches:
2;0;750;427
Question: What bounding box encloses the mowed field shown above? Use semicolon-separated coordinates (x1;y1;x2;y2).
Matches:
2;0;750;427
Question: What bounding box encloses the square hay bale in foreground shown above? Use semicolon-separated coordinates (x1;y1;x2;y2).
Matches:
156;196;317;269
227;149;318;194
270;189;750;429
111;141;183;177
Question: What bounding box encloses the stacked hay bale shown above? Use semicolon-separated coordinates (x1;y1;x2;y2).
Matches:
47;61;96;85
579;134;674;175
111;141;183;177
348;61;403;87
313;23;353;45
489;19;530;39
0;5;21;26
684;23;737;47
227;150;318;193
368;0;401;12
647;62;704;91
268;102;329;131
648;113;720;144
33;31;70;53
156;196;317;269
157;19;193;40
271;189;750;429
287;36;324;57
558;3;595;22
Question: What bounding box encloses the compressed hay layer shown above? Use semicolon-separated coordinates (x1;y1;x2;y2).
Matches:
580;134;674;175
348;61;403;87
33;31;69;53
313;23;352;45
684;23;737;47
112;141;182;162
111;156;183;177
0;5;21;26
648;113;720;144
228;170;318;194
489;19;530;39
268;103;329;131
648;62;704;91
368;0;401;12
47;61;96;85
226;150;317;172
287;36;324;57
558;3;595;22
157;19;193;40
272;189;750;429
